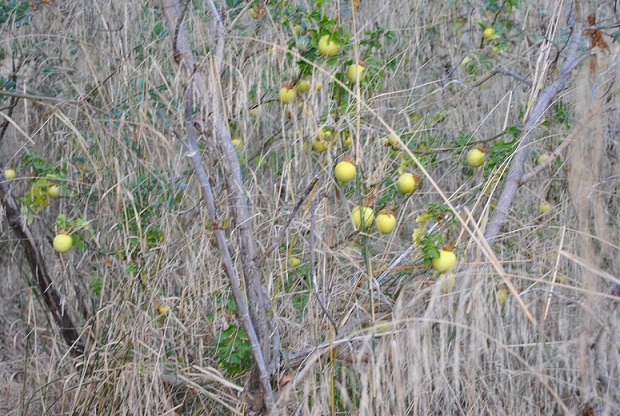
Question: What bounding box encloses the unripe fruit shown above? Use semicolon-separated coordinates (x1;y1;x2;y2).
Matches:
539;201;553;215
279;87;297;104
346;64;365;84
483;27;495;39
312;139;328;152
536;153;549;165
375;212;396;234
497;288;509;305
317;127;332;140
351;205;374;230
334;161;356;183
381;133;397;147
48;185;61;198
288;256;301;268
53;234;73;253
296;79;311;93
4;168;16;180
318;35;340;56
343;133;352;147
467;148;485;168
231;137;243;150
431;250;457;273
315;81;323;91
397;173;418;194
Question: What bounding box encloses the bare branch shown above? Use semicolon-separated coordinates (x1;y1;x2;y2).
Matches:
484;1;588;246
160;0;277;412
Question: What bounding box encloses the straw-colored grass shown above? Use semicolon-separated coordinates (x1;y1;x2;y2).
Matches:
1;0;619;414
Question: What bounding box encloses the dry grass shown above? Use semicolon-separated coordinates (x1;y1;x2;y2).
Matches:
1;0;619;414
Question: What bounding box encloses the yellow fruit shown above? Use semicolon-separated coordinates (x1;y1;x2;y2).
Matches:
53;234;73;253
4;168;16;180
539;202;553;215
334;161;356;183
346;64;365;84
497;288;509;305
48;185;61;198
381;133;397;147
249;7;259;19
315;81;323;91
483;27;495;39
467;148;485;168
431;250;457;273
249;106;260;117
231;137;243;150
296;79;311;93
351;205;374;230
288;256;301;268
375;212;396;234
312;139;328;152
397;173;418;194
158;305;171;315
536;153;549;165
279;87;297;104
318;35;340;56
343;133;352;147
317;127;332;140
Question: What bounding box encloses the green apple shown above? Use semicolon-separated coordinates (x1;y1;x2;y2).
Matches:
318;35;340;57
346;64;365;84
483;27;495;39
4;168;16;180
48;185;61;198
536;153;549;165
296;79;311;93
351;205;374;230
279;87;297;104
467;148;485;168
375;211;396;234
288;256;301;268
431;250;457;273
53;234;73;253
539;201;553;215
334;161;356;183
397;173;418;194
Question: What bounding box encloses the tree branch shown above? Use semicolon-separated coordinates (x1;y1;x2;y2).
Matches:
484;1;587;246
160;0;277;412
